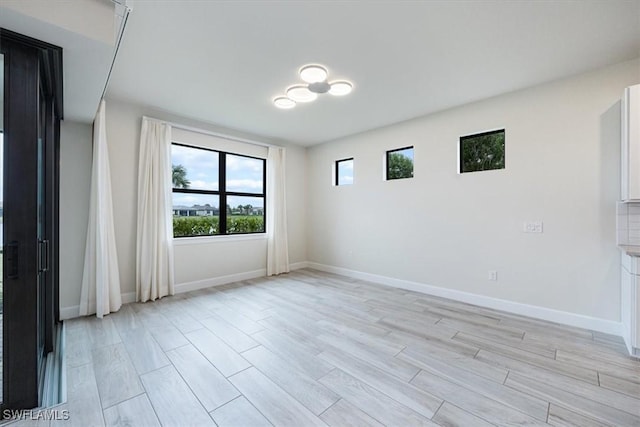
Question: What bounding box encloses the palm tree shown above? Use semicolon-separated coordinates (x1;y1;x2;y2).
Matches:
172;164;190;188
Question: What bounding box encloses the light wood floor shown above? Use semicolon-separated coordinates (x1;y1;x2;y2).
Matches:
20;269;640;426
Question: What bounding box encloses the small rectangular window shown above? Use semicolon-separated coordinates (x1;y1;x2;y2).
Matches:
459;129;505;173
386;147;414;180
335;158;354;186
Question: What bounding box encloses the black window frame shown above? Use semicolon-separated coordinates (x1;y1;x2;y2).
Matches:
171;142;267;238
385;146;414;181
335;157;354;186
459;128;505;174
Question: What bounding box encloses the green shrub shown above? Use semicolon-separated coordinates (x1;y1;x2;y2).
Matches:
227;216;264;234
173;215;264;237
173;216;220;237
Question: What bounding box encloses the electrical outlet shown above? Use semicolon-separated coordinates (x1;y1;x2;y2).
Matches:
523;221;543;233
488;270;498;281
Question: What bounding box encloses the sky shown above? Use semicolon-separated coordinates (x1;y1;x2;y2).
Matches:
172;145;264;209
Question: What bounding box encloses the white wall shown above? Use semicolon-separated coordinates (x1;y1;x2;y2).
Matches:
307;59;640;325
96;99;307;302
59;120;93;310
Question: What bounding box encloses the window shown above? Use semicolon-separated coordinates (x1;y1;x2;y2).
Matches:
386;146;414;180
459;129;505;173
335;158;354;186
171;143;266;237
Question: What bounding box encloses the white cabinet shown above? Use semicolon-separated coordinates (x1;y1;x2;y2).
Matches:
621;84;640;201
620;252;640;357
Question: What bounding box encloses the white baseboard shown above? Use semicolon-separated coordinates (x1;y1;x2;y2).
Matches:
307;262;623;336
61;262;309;320
622;322;633;355
60;292;136;320
175;269;267;294
290;261;310;270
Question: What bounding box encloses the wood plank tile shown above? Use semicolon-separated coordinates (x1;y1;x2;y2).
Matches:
506;372;640;426
316;333;420;382
141;365;215;426
385;328;480;359
410;370;543;426
318;349;442;418
60;269;637;427
131;303;168;328
65;321;92;368
432;402;496;427
110;305;144;334
398;349;548;421
63;364;105;427
85;317;121;350
251;329;334;380
315;319;404;356
464;337;599;385
258;315;326;355
91;343;144;409
200;315;259;353
599;372;640;398
547;404;610;427
555;349;640;379
118;327;170;375
228;367;327;427
242;345;340;415
501;358;640;416
185;328;251;377
319;399;384;427
319;369;437;426
211;305;265;334
146;323;190;352
210;397;272;427
396;337;507;384
166;344;240;411
161;302;204;334
103;394;160;427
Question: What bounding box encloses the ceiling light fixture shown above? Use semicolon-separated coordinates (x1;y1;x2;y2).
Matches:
273;97;296;109
273;63;353;109
300;65;328;83
286;85;318;103
328;81;353;96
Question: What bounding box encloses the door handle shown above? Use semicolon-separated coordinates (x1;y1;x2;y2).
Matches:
39;239;49;273
6;241;19;279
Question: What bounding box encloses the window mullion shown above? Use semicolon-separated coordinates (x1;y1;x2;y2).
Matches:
219;152;227;234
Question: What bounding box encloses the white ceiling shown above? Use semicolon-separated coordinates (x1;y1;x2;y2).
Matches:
0;0;116;123
107;1;638;146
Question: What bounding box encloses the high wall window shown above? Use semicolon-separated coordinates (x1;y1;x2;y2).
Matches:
335;158;354;186
171;143;266;237
386;146;414;180
459;129;505;173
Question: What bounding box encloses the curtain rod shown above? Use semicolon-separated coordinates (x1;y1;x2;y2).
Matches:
101;1;132;100
142;116;281;149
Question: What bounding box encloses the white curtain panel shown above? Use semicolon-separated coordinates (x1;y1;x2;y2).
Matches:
266;146;290;275
80;100;122;318
136;118;175;302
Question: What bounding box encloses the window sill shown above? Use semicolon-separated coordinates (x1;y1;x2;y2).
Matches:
173;233;268;246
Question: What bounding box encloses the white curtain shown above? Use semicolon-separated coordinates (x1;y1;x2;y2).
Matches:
80;100;122;318
136;118;175;302
266;146;290;275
